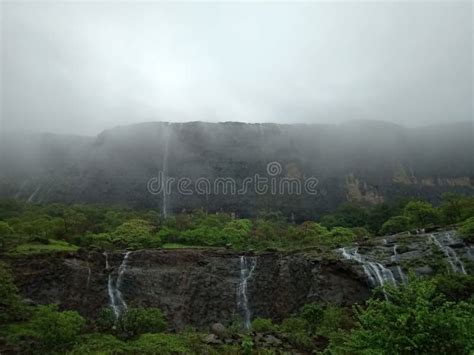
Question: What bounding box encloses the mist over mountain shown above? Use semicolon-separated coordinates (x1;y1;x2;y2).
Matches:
1;120;472;220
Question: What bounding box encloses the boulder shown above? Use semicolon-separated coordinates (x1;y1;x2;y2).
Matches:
210;322;227;337
264;334;282;347
203;333;222;345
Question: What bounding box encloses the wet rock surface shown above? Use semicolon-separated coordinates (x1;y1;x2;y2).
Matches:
7;230;472;330
8;248;369;329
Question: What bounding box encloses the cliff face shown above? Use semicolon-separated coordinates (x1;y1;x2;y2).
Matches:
1;121;473;219
9;249;370;329
8;231;473;329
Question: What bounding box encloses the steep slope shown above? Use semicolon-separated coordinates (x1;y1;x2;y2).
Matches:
1;121;472;219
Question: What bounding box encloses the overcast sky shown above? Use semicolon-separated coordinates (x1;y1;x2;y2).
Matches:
1;1;472;135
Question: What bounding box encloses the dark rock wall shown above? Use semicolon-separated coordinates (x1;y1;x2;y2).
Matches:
9;249;370;329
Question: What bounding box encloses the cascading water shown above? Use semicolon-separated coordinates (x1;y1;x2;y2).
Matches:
429;233;466;274
237;256;257;329
105;251;132;319
162;127;171;218
27;186;41;203
340;247;396;297
86;264;92;289
390;245;407;284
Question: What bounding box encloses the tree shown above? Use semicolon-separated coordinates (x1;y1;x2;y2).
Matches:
440;193;464;225
118;307;167;339
112;219;160;248
0;221;14;248
333;276;474;354
403;201;439;228
459;217;474;243
380;215;412;235
30;304;85;351
0;263;29;324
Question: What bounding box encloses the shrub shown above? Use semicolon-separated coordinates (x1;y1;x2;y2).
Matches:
30;304;85;351
0;262;29;324
332;276;474;354
299;303;324;333
403;201;439;228
118;307;167;338
459;217;474;243
280;317;313;349
380;215;412;235
251;317;276;333
128;333;192;354
95;307;116;332
69;334;127;354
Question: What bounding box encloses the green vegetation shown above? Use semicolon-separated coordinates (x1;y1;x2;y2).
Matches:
11;239;79;256
0;194;472;254
0;195;473;353
329;274;474;354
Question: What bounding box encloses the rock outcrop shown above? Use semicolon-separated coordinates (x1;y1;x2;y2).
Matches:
8;249;369;329
7;231;473;329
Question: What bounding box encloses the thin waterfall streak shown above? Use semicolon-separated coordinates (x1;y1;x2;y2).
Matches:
162;128;170;218
339;247;396;298
238;256;257;329
430;234;466;274
105;251;132;319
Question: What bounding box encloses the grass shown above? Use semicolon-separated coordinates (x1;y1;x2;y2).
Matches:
10;239;79;256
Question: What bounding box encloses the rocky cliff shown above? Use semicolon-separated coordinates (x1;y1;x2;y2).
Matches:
1;121;473;219
8;231;473;329
9;249;369;329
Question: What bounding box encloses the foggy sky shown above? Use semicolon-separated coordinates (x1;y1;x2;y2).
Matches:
1;1;472;136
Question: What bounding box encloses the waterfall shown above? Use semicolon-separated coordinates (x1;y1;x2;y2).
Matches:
27;186;41;203
105;252;132;319
395;266;408;285
429;233;466;274
390;245;398;262
390;245;407;284
162;127;171;218
86;264;91;289
237;256;257;329
340;247;396;297
103;252;110;270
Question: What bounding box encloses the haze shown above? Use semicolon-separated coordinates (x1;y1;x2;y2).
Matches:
1;1;472;136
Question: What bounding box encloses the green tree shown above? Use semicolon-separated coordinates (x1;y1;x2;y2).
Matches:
380;215;412;235
403;201;439;228
0;221;15;248
459;217;474;243
118;307;167;339
112;219;160;248
299;303;324;333
333;276;474;354
30;304;85;351
0;262;29;324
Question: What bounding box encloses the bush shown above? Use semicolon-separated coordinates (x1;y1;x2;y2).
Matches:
299;303;324;333
251;317;276;333
118;307;167;338
331;276;474;354
380;215;411;235
95;308;116;332
459;217;474;243
403;201;439;228
0;262;29;324
128;333;193;354
280;317;313;349
30;304;85;351
69;334;127;354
